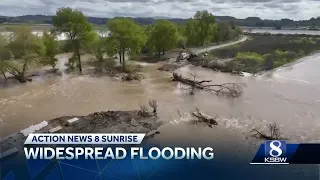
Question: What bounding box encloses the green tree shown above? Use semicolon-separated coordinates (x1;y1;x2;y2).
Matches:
148;20;179;58
143;24;154;54
217;23;232;43
6;27;45;82
105;37;118;58
176;24;187;49
88;32;105;62
232;27;243;38
0;34;12;80
211;24;219;44
107;17;147;68
41;32;59;68
185;10;217;46
194;10;216;46
52;8;93;72
86;32;116;72
185;19;201;46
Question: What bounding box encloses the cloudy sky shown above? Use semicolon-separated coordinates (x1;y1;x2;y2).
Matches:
0;0;319;20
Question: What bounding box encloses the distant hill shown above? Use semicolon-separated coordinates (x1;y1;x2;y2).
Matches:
1;15;320;28
0;15;187;26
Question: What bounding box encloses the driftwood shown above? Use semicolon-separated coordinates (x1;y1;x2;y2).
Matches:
7;75;32;83
173;72;243;97
138;104;150;117
251;123;285;140
251;129;276;140
191;108;218;128
122;73;145;81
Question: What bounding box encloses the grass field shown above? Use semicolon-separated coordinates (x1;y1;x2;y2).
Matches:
202;35;320;73
0;23;54;32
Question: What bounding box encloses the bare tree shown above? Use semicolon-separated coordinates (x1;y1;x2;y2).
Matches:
268;123;281;139
251;123;284;140
173;72;244;97
148;100;158;114
138;104;149;117
191;108;218;128
188;73;198;95
122;73;145;81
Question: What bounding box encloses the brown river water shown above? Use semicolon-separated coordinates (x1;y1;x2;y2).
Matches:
0;45;320;149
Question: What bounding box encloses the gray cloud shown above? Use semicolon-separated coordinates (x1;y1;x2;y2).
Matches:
0;0;319;20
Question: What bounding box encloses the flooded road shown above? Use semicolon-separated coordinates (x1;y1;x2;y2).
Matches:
0;51;319;144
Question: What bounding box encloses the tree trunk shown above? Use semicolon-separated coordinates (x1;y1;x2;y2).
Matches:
119;51;122;63
158;50;161;58
1;70;7;81
162;48;165;55
122;48;125;68
76;50;82;72
201;39;205;46
22;58;28;77
14;74;32;83
6;67;31;83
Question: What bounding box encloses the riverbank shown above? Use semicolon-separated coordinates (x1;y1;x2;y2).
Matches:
0;35;247;85
155;36;248;72
190;35;320;74
0;110;162;158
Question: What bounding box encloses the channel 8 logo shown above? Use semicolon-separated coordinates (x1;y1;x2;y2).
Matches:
264;140;287;163
265;140;286;157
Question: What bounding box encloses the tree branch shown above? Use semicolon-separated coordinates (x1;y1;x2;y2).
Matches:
173;72;243;97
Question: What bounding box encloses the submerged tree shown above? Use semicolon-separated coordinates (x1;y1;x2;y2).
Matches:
52;7;93;72
41;32;59;69
148;20;179;58
6;27;45;82
0;34;12;81
173;72;243;98
87;32;116;72
107;17;147;69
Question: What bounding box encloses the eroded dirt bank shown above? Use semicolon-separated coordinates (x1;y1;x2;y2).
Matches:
0;110;162;156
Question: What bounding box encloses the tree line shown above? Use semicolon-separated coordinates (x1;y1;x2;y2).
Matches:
0;8;242;83
2;14;320;29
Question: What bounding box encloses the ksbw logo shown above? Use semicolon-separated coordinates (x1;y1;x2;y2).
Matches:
264;140;288;164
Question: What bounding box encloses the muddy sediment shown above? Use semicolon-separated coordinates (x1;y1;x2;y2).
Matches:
0;110;163;156
157;60;189;72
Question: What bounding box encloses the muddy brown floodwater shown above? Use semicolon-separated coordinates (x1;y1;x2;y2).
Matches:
1;46;320;149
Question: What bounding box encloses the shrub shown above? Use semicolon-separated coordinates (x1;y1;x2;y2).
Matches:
148;100;158;114
138;104;149;117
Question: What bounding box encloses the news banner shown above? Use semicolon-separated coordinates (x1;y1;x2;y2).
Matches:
20;133;320;164
23;134;214;160
2;133;320;180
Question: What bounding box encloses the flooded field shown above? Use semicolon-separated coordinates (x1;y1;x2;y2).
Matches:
0;51;320;144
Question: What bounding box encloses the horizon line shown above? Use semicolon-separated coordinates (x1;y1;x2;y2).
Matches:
0;13;316;22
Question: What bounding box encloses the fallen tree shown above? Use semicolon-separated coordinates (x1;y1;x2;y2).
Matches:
172;72;244;97
3;63;33;83
191;108;218;128
121;73;145;81
251;122;286;140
